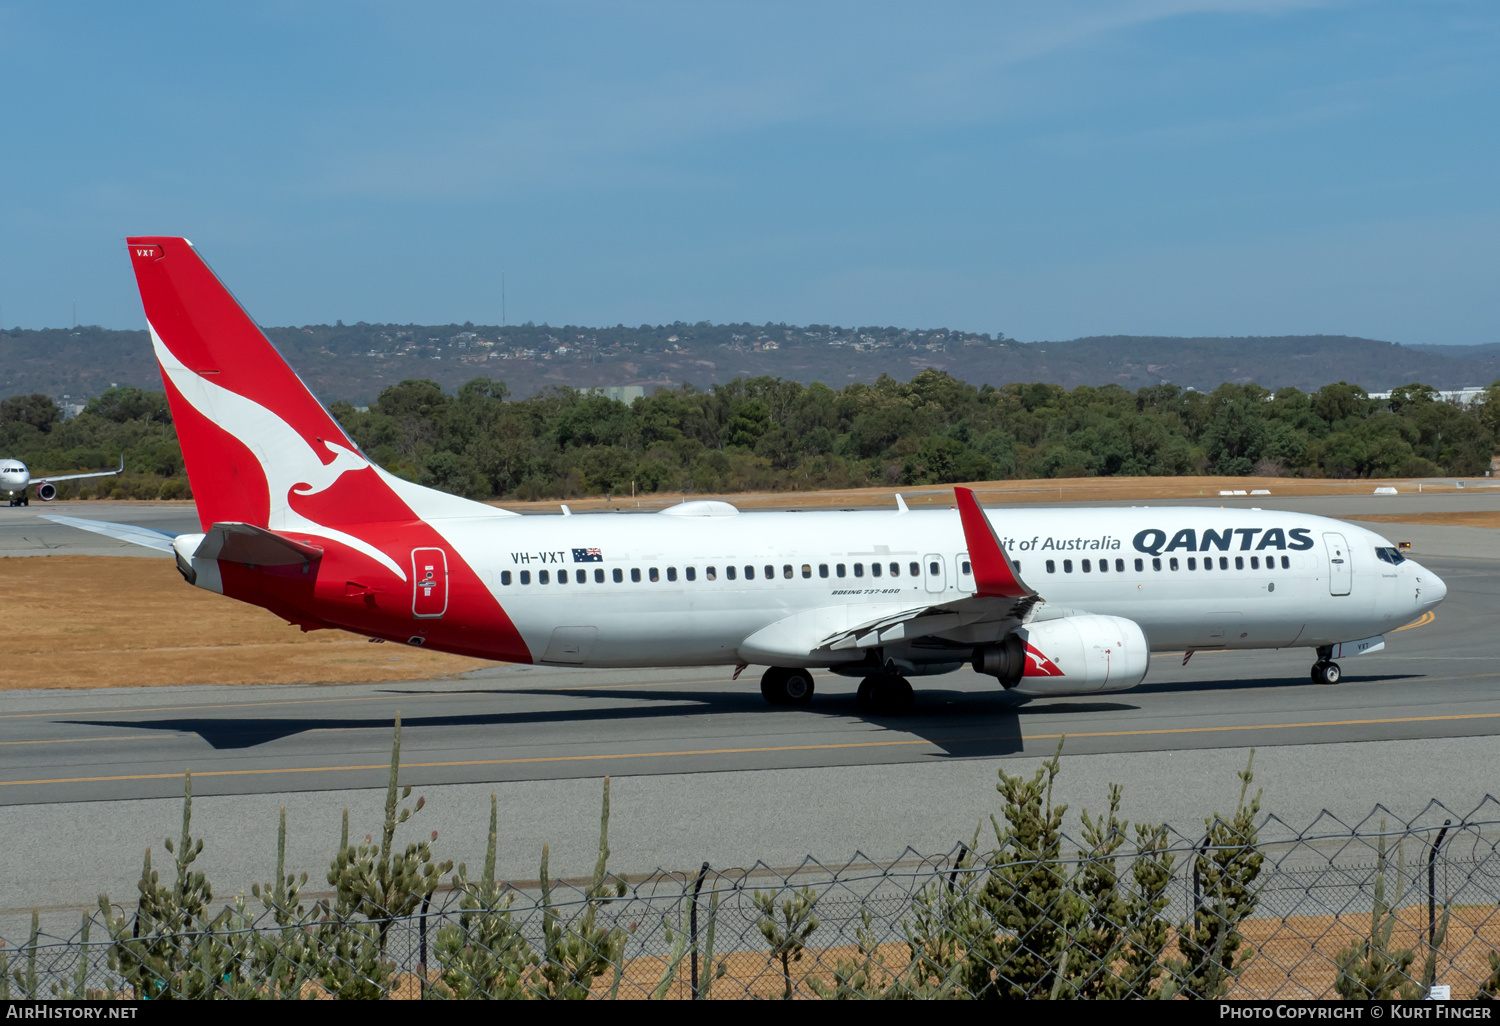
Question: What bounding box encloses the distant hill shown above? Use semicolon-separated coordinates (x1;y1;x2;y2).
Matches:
3;322;1497;403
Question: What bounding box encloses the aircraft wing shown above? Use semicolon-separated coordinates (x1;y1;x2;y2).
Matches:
33;455;125;485
40;514;177;554
816;486;1042;652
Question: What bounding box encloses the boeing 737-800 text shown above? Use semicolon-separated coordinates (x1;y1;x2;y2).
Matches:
48;238;1446;713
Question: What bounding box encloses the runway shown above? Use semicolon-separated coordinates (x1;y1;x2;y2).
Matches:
1;497;1497;932
0;566;1487;807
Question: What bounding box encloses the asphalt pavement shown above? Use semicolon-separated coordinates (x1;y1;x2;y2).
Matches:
1;496;1497;937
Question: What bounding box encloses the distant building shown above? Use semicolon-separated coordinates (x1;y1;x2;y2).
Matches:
586;385;645;403
1367;387;1489;405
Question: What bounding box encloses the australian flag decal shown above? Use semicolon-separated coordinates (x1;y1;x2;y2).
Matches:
572;547;603;563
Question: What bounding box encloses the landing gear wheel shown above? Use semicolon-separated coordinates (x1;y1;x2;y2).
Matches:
856;675;915;715
760;667;814;706
1311;661;1342;685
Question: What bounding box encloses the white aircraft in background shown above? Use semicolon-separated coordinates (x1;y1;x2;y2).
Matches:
46;237;1448;714
2;455;123;506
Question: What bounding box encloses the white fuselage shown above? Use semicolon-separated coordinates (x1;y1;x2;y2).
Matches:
0;461;29;498
432;505;1443;670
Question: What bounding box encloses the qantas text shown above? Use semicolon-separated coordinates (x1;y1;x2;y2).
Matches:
1132;528;1315;556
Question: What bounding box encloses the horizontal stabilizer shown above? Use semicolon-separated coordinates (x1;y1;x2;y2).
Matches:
194;522;324;566
40;515;177;554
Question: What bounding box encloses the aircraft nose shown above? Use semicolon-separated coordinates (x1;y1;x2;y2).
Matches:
1414;562;1446;608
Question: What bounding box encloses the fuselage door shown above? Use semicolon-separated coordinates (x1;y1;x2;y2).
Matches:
955;552;976;594
412;547;449;618
1323;533;1351;597
922;553;946;593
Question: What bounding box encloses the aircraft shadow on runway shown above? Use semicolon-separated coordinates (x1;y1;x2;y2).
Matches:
62;671;1421;754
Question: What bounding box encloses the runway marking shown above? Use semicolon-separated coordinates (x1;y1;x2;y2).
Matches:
0;676;743;721
6;709;1500;788
1393;611;1436;632
0;735;158;747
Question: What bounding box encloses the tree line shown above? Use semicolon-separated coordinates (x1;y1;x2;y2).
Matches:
3;371;1498;502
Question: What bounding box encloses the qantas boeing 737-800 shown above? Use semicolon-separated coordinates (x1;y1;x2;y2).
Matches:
47;237;1446;713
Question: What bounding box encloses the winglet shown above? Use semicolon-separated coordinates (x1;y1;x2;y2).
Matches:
895;493;909;513
954;487;1032;598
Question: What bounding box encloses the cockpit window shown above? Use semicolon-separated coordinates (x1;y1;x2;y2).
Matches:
1375;546;1406;565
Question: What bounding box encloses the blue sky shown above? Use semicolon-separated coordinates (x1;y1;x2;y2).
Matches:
1;1;1496;344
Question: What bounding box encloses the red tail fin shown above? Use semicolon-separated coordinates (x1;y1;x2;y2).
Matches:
127;237;504;534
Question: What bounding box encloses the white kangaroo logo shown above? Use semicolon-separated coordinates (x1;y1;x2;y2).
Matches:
151;324;408;581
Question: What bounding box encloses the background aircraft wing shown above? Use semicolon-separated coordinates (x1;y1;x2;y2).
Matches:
33;455;125;485
40;514;177;554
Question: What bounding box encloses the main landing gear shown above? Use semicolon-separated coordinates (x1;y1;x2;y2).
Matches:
1311;645;1342;685
856;675;914;716
761;666;816;706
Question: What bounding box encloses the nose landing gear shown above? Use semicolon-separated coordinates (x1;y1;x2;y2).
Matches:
1311;645;1342;685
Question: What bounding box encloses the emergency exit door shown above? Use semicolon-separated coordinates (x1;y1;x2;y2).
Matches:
412;547;449;618
1323;533;1351;596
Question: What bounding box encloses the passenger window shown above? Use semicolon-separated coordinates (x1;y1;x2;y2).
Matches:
1187;557;1196;571
558;571;568;585
1097;559;1106;574
854;564;864;578
818;564;829;578
631;568;641;582
667;567;677;582
613;568;623;583
961;561;972;575
782;564;792;579
744;565;755;579
686;566;696;581
1152;558;1162;571
1116;559;1125;572
765;565;775;579
727;566;737;580
595;568;605;583
1046;559;1056;573
909;562;919;576
1235;557;1244;570
1250;556;1259;570
1063;560;1073;573
801;564;811;579
872;563;882;577
1281;556;1290;569
520;570;531;585
1169;558;1179;571
501;571;512;585
1014;560;1021;573
576;569;586;583
837;564;847;577
928;561;940;575
707;566;717;580
1082;559;1091;573
889;562;899;577
649;567;659;582
1134;558;1143;572
539;570;550;584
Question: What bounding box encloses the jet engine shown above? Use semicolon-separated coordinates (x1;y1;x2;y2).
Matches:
36;483;57;501
973;614;1149;695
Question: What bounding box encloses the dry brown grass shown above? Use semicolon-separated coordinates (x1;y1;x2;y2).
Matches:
4;556;493;690
491;475;1495;513
1342;511;1500;529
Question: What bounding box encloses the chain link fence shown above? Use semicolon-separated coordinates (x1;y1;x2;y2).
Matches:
4;795;1500;1000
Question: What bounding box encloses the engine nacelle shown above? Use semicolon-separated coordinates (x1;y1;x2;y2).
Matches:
975;614;1150;695
36;482;57;501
